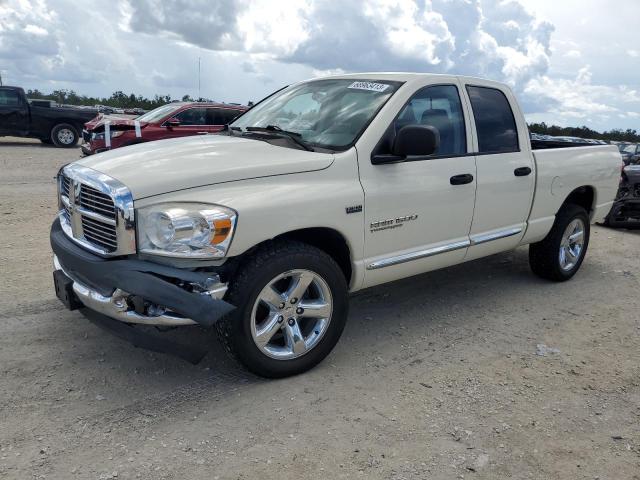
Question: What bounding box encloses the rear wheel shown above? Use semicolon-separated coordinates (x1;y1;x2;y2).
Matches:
529;204;590;281
51;123;79;147
216;241;349;378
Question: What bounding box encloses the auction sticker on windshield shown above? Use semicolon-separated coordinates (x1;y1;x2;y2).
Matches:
348;81;390;92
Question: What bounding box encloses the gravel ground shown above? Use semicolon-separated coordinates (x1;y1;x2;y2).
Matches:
1;137;639;480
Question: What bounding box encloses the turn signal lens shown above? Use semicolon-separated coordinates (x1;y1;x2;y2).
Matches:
212;218;232;245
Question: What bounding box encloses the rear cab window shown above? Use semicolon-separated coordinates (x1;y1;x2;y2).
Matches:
0;89;20;106
466;86;519;153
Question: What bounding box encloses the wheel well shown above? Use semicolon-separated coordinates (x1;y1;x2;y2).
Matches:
561;186;595;216
274;228;352;283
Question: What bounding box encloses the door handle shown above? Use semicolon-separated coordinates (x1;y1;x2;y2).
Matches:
450;174;474;185
514;166;532;176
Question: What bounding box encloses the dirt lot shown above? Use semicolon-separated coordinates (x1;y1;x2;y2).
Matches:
0;137;639;480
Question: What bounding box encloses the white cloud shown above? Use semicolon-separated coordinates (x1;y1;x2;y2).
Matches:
525;66;640;126
0;0;638;132
23;24;48;36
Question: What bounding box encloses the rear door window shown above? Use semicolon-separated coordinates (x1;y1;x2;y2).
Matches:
207;108;242;125
466;86;519;153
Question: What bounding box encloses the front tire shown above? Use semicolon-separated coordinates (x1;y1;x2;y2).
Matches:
216;241;349;378
51;123;79;147
529;204;590;281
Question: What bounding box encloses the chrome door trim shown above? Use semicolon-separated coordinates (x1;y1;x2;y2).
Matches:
469;226;523;245
366;240;470;270
366;226;524;271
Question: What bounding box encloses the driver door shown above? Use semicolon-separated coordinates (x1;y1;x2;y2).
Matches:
358;83;477;288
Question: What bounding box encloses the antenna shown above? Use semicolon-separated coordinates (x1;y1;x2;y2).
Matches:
198;57;201;101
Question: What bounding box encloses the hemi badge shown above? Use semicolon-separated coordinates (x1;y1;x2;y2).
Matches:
346;205;363;214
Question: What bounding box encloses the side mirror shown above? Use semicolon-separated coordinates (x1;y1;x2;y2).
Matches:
371;125;440;165
393;125;439;157
166;119;181;128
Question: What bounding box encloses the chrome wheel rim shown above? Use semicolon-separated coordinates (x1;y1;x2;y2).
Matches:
57;128;75;145
559;218;585;271
250;269;333;360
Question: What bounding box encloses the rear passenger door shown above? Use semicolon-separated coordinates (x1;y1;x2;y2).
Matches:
463;84;534;261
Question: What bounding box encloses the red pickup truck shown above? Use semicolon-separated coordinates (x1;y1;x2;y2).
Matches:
81;102;247;155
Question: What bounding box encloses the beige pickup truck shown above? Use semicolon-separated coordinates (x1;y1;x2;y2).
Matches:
51;73;621;377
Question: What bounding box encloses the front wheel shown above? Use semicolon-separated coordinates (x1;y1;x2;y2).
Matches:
529;204;590;281
216;241;349;378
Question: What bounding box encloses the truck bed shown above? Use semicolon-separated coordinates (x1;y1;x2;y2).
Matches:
520;144;621;245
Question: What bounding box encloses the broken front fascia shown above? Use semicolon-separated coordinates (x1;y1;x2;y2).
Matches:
50;219;234;327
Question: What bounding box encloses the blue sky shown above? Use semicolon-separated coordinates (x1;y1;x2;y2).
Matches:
1;0;638;131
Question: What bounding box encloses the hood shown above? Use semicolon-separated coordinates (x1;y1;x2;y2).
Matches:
85;114;146;131
75;134;334;199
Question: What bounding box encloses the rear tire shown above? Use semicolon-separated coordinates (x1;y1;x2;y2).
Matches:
215;240;349;378
529;204;590;281
51;123;79;147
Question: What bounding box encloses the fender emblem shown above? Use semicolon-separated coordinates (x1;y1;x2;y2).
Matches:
346;205;363;214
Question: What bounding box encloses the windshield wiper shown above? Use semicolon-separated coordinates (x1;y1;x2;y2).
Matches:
245;125;314;151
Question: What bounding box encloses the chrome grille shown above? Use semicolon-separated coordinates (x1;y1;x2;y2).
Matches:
81;215;118;251
79;184;116;218
57;164;135;257
61;175;71;198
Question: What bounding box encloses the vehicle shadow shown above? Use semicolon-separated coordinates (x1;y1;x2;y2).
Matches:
596;222;640;233
0;140;80;149
63;247;540;384
22;245;598;437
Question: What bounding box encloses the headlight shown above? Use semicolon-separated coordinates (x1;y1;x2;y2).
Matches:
92;130;126;140
137;203;237;258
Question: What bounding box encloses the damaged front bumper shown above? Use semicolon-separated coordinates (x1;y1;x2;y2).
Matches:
50;219;234;327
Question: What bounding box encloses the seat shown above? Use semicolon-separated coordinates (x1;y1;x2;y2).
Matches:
420;109;454;155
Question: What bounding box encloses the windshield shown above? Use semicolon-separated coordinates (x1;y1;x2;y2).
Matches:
232;79;403;150
137;104;182;123
622;144;638;153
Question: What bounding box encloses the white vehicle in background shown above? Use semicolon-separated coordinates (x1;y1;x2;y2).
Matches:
51;73;621;377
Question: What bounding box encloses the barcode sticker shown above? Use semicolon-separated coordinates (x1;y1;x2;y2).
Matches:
348;81;390;92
